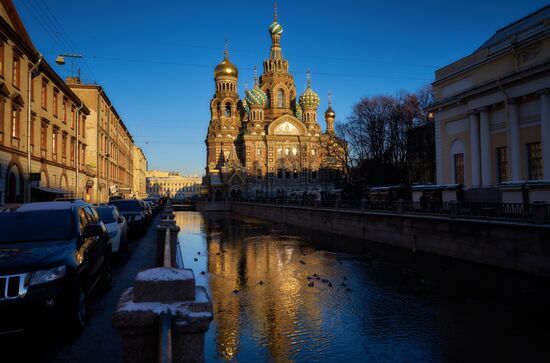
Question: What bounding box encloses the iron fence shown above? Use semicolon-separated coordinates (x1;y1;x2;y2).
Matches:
240;198;547;224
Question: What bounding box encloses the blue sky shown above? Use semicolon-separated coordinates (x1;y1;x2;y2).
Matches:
12;0;548;175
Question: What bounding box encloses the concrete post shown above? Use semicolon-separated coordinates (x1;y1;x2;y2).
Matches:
112;268;213;363
396;200;405;214
156;224;180;267
532;201;548;225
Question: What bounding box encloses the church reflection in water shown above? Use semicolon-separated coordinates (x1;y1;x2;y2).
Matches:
174;211;550;363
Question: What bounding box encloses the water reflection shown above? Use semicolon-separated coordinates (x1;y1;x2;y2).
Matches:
175;212;550;362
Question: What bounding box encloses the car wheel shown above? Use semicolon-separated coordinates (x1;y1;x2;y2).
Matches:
67;287;87;336
102;251;113;290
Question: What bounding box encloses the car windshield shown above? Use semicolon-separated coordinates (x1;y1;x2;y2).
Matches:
0;210;74;243
96;207;116;223
110;200;141;212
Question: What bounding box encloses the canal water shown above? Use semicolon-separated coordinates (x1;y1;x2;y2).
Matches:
175;211;550;363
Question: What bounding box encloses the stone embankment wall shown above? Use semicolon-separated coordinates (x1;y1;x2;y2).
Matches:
231;203;550;278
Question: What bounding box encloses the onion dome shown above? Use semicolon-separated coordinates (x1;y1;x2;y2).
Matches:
214;41;238;79
245;85;267;106
295;103;303;120
269;21;283;35
325;106;336;119
299;87;320;109
242;97;249;112
214;58;238;79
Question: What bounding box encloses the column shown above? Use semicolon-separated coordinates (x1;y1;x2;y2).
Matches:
508;99;521;181
479;108;493;187
540;90;550;180
469;111;481;187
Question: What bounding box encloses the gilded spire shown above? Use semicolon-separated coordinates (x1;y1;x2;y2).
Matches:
254;65;258;86
307;68;311;88
274;1;277;21
328;90;332;106
224;37;229;60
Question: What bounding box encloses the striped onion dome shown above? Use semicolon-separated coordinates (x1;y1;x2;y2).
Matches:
245;85;267;106
295;103;303;120
299;87;320;109
268;21;283;35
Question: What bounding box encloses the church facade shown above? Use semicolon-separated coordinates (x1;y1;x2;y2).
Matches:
204;11;346;200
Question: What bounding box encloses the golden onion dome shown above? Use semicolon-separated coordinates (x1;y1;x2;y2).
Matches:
214;58;238;79
325;106;336;119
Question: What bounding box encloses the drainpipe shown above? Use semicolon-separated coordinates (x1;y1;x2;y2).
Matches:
75;102;84;199
96;90;101;202
26;53;43;203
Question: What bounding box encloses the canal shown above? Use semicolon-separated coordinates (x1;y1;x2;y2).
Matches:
175;211;550;363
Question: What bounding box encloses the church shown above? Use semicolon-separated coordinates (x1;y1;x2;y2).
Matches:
204;8;346;200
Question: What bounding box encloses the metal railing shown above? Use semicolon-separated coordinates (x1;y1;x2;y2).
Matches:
238;198;548;224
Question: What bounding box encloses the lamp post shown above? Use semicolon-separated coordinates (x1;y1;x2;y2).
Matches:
57;53;85;199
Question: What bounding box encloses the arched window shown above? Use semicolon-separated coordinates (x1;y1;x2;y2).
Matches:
277;89;284;108
266;89;271;108
225;103;231;117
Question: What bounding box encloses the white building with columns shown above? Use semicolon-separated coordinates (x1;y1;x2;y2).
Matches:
428;5;550;203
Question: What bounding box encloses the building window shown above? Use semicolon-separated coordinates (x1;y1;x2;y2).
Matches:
527;142;542;180
277;169;283;179
285;147;290;156
53;91;58;117
311;149;316;156
71;106;75;129
497;147;508;183
312;170;318;179
62;100;67;123
0;99;4;143
12;55;20;88
256;148;261;156
293;169;298;179
41;123;47;151
257;169;262;180
285;169;291;179
225;103;231;117
0;42;3;76
453;153;464;185
52;130;58;160
62;134;67;161
81;115;85;138
11;107;19;139
41;81;48;109
277;89;284;108
292;147;297;156
70;139;75;167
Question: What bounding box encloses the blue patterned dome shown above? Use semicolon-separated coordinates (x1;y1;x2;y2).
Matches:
268;21;283;35
245;85;267;106
299;87;320;109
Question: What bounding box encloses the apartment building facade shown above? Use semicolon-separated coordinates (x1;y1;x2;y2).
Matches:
0;0;92;204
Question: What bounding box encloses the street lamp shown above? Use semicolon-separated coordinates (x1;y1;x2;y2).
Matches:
57;53;85;199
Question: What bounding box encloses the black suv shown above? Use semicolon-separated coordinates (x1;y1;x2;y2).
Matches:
0;201;112;335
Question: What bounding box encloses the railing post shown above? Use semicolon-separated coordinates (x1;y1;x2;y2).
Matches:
449;200;460;218
532;201;548;224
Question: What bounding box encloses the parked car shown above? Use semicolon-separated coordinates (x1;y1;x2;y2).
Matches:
95;205;128;260
108;196;123;202
144;198;160;213
0;201;112;335
109;200;147;233
142;201;153;222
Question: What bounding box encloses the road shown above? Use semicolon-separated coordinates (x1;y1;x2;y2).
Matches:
2;215;160;363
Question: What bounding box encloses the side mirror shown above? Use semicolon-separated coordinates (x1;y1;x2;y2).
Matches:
84;223;104;238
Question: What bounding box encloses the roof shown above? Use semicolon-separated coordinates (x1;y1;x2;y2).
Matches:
477;5;550;51
16;201;82;212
